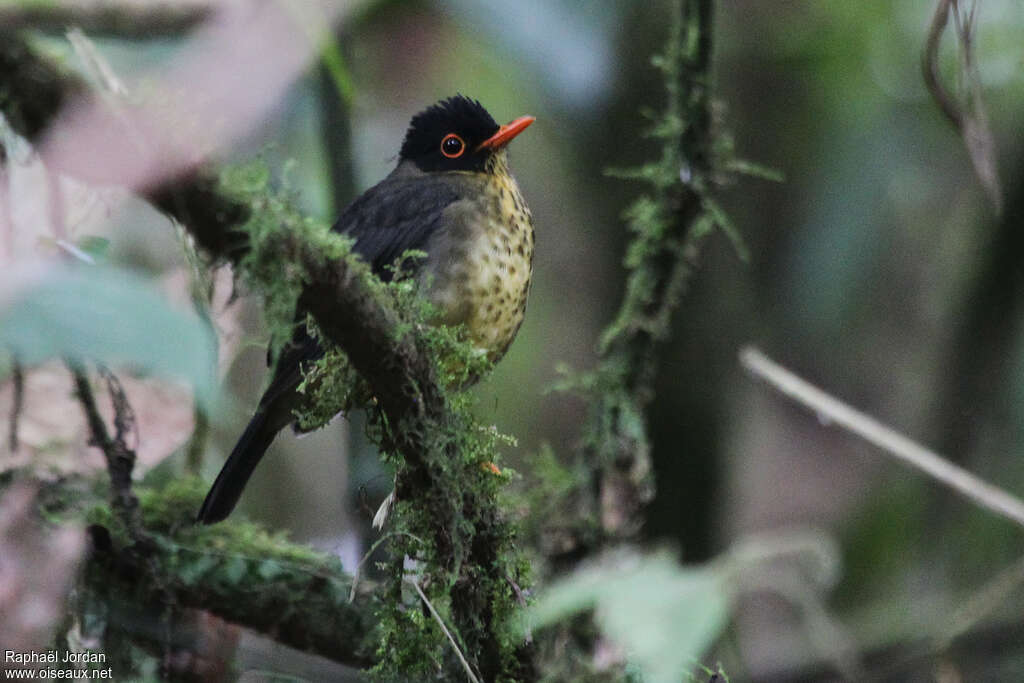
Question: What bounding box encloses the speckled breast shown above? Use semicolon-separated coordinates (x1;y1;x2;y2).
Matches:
427;162;534;362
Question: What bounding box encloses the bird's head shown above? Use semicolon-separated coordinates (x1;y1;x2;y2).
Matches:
399;95;534;174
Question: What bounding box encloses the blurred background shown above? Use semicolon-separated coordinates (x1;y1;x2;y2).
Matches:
3;0;1024;680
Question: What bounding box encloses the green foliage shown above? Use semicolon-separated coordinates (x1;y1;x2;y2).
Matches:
0;265;219;408
526;552;731;683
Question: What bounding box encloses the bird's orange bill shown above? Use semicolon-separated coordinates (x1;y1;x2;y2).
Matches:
477;115;535;151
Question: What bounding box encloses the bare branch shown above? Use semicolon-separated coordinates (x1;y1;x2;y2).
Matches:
922;0;1002;213
68;362;149;544
740;346;1024;529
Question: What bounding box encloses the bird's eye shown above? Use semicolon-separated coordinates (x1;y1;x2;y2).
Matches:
440;133;465;158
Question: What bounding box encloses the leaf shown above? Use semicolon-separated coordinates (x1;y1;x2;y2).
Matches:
0;266;218;409
258;559;283;580
702;197;750;263
77;235;111;260
528;552;731;683
222;557;250;586
725;158;785;183
179;553;219;586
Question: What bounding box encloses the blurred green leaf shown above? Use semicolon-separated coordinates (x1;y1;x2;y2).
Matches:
0;266;218;409
223;557;250;586
179;553;218;586
726;158;785;182
258;559;284;580
527;552;730;683
702;197;750;263
77;235;111;260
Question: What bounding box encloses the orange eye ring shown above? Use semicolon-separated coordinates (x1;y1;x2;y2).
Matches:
440;133;465;158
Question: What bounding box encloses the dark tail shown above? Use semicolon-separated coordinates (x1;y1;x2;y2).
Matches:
199;331;316;524
197;407;284;524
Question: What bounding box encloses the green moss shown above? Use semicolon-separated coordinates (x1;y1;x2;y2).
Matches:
216;161;528;678
82;476;376;667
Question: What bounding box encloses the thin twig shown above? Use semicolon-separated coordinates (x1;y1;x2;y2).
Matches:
505;571;532;644
923;0;960;128
348;531;424;603
8;359;23;452
739;346;1024;529
184;406;207;474
98;365;138;450
0;136;12;260
0;1;211;38
407;578;481;683
938;553;1024;648
68;362;148;544
921;0;1002;213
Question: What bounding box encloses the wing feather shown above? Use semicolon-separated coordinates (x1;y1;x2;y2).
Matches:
262;171;462;414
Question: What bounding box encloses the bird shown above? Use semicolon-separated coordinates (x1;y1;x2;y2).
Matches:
197;95;536;524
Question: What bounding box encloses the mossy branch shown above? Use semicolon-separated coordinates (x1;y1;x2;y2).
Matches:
559;0;727;545
79;478;378;670
211;168;528;681
0;30;526;679
0;1;210;38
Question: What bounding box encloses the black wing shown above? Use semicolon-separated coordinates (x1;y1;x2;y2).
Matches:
262;172;462;409
333;172;461;276
197;171;464;522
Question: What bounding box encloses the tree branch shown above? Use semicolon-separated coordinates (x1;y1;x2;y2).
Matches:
0;1;211;39
740;346;1024;529
69;362;149;544
922;0;960;129
8;359;23;452
565;0;722;545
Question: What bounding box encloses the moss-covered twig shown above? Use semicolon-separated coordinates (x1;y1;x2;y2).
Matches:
561;0;724;544
222;181;527;681
80;478;378;670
